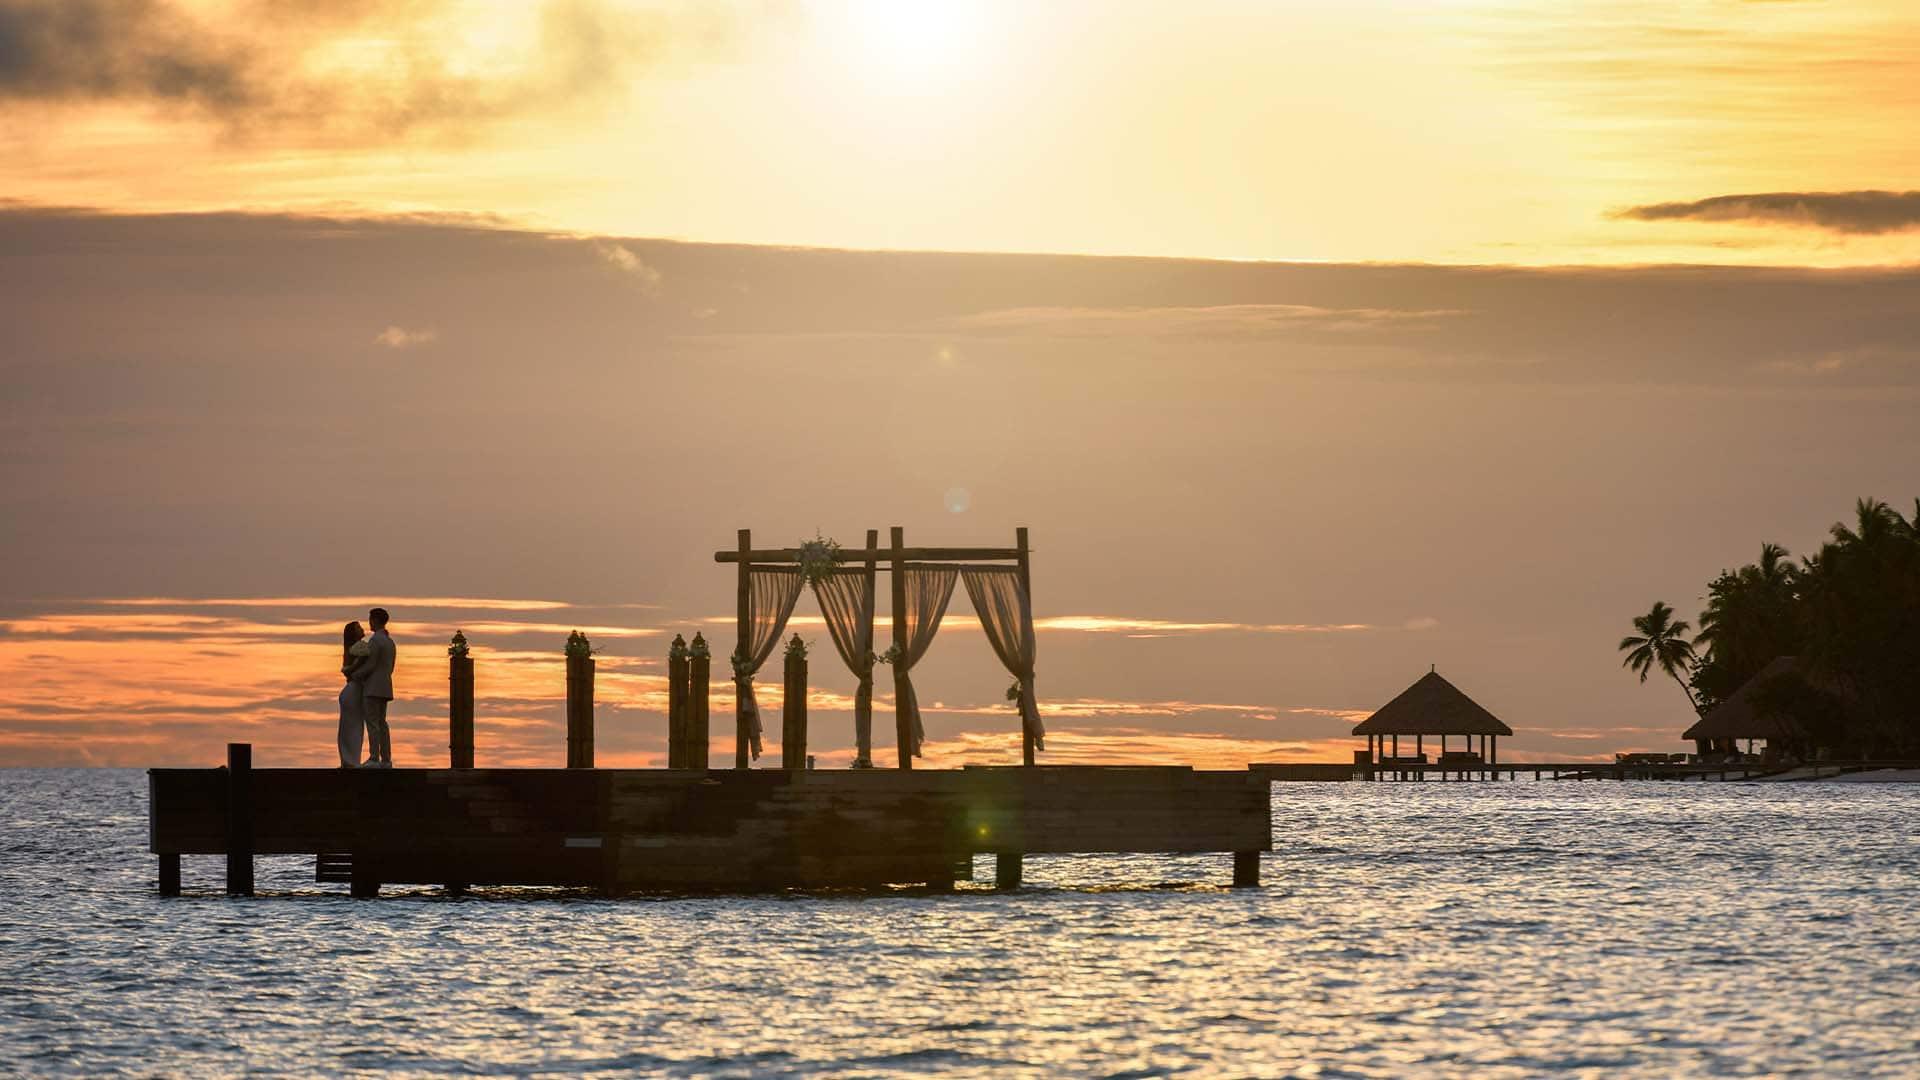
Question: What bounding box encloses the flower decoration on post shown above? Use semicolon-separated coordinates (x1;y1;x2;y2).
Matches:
447;630;469;658
784;634;809;660
796;533;843;587
875;643;902;666
1006;679;1023;702
729;651;755;679
669;633;689;661
690;633;711;659
565;630;593;658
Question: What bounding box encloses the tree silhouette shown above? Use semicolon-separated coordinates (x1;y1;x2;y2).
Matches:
1619;600;1701;715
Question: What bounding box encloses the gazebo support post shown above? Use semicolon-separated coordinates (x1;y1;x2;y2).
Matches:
735;528;751;770
1016;526;1036;768
890;526;910;769
854;527;878;770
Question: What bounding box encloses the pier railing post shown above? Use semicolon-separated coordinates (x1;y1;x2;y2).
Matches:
690;634;711;770
565;631;595;769
448;632;474;769
667;635;689;768
781;635;808;770
225;742;253;897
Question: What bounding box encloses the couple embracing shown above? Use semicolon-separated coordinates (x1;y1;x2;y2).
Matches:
338;607;398;768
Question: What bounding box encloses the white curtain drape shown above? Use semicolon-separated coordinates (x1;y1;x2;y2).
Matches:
734;566;804;760
892;564;957;758
812;568;877;766
961;566;1043;751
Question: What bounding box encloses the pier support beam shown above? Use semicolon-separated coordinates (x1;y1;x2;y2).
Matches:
224;742;253;897
158;853;180;896
996;852;1023;890
1232;851;1261;887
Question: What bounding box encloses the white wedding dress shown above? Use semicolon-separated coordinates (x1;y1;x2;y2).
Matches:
337;643;368;767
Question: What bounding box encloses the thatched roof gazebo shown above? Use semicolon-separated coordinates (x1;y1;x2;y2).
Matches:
1682;656;1827;756
1353;668;1513;765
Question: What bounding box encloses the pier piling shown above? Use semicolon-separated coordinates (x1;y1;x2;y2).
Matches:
689;634;711;769
565;639;595;769
1233;851;1261;887
449;648;474;769
224;742;253;896
781;636;808;770
996;852;1023;890
667;636;689;768
158;853;180;896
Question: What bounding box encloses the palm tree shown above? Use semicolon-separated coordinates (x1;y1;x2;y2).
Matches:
1619;600;1701;714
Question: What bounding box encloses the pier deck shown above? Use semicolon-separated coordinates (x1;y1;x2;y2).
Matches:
149;754;1271;896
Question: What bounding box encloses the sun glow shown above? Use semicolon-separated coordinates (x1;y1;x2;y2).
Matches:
825;0;993;82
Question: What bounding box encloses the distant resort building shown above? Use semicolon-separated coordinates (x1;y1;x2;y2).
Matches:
1683;656;1828;760
1353;668;1513;764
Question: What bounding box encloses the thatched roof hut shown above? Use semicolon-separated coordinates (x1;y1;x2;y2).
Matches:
1353;669;1513;763
1682;656;1823;746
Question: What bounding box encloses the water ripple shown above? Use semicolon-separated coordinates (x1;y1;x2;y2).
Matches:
1;770;1916;1077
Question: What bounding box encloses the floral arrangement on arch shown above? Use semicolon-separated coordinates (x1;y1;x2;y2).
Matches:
796;533;842;587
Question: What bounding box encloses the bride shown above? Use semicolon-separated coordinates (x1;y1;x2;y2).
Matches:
338;621;372;767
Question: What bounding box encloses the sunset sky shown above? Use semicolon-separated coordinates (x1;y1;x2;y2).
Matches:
4;0;1918;767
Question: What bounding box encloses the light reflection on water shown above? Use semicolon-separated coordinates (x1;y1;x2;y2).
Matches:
2;769;1916;1077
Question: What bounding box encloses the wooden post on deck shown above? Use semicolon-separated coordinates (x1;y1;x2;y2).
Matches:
1015;526;1037;767
565;632;595;769
690;634;711;769
449;633;474;769
225;742;253;897
781;635;808;770
736;528;752;770
667;635;689;768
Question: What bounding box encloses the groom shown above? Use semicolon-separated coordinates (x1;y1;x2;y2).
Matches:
356;607;398;767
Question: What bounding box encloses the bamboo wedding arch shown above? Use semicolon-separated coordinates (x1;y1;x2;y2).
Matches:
713;527;1042;769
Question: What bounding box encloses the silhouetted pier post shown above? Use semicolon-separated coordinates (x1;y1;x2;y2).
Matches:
225;742;253;896
667;635;689;768
565;631;595;769
689;634;711;769
1233;851;1261;887
781;635;808;769
448;631;474;769
996;852;1023;889
158;853;180;896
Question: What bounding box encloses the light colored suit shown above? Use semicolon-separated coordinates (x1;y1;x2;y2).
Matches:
360;629;396;700
356;628;397;764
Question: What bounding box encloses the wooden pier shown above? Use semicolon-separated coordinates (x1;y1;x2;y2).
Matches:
149;748;1272;896
1251;760;1842;782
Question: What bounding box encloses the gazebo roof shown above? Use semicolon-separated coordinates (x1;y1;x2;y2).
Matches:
1682;656;1818;742
1351;671;1513;736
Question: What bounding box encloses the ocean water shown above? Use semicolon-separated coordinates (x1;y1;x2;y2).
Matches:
1;770;1916;1078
